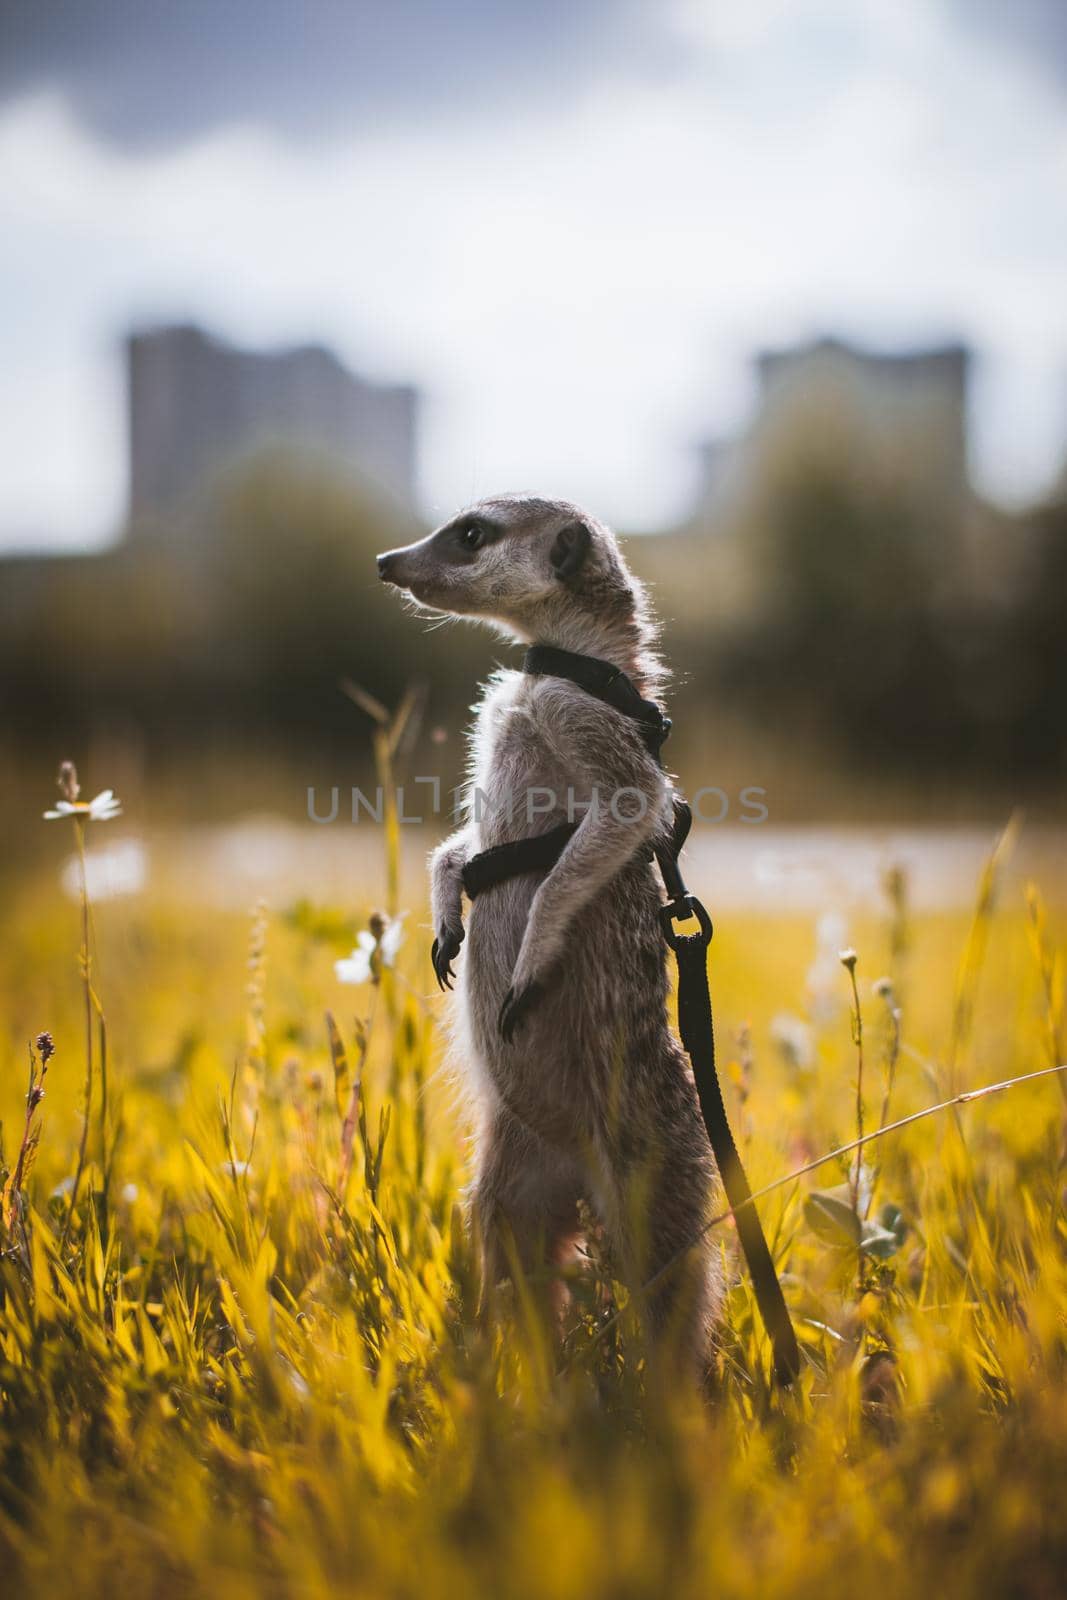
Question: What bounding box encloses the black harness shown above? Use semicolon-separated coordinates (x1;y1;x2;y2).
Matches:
459;644;800;1386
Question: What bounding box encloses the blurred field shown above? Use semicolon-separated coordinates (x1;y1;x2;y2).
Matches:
2;787;1067;1598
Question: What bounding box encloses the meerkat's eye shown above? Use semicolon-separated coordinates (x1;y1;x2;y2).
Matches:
457;520;488;552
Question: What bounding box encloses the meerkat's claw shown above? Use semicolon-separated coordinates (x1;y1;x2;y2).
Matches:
499;980;545;1042
431;939;452;989
432;926;464;990
430;940;450;989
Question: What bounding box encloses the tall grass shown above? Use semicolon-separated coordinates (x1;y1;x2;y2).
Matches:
1;773;1066;1598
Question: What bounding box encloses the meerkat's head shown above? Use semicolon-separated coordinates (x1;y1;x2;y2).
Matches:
376;495;655;667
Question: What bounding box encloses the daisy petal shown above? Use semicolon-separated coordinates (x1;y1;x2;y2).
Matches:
88;790;123;821
380;912;408;966
335;951;373;985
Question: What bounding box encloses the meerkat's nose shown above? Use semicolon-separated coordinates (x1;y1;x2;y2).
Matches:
377;551;400;584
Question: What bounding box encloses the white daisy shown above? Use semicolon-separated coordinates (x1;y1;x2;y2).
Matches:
334;912;407;986
379;911;407;965
334;931;377;986
44;788;123;823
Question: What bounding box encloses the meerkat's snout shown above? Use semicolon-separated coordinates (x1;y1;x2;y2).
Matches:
377;549;405;586
376;533;439;598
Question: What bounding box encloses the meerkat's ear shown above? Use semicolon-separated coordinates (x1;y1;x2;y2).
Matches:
549;521;591;580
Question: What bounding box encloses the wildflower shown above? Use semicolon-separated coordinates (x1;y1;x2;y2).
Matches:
335;911;407;985
873;976;895;1000
35;1031;55;1063
44;788;123;823
28;1083;45;1109
839;947;858;971
335;934;378;986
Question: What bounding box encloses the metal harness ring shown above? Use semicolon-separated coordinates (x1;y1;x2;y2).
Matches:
659;893;713;950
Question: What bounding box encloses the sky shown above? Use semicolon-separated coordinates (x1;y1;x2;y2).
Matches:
1;0;1065;548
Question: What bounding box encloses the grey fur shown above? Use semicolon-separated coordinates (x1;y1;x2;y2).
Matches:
378;495;723;1373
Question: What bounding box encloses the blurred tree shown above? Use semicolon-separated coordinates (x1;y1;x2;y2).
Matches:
0;435;1063;801
689;375;1034;772
0;450;497;764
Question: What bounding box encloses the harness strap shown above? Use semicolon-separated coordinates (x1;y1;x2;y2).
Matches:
524;644;671;757
458;646;801;1385
462;820;579;900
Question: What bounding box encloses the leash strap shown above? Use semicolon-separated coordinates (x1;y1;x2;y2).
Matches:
459;647;801;1384
660;891;801;1386
654;799;799;1382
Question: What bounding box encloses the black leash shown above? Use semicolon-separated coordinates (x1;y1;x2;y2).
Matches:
458;646;800;1385
652;804;801;1388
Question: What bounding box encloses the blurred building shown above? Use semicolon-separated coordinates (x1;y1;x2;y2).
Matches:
697;336;971;517
128;323;418;520
759;337;969;483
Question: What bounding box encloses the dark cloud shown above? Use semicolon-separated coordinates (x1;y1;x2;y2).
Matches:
2;1;1061;154
942;0;1067;88
0;0;672;148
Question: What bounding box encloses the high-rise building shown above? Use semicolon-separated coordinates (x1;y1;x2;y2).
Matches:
697;336;970;517
756;336;969;490
127;324;417;520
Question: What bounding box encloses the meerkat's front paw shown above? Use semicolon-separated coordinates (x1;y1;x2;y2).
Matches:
498;980;546;1043
431;924;464;990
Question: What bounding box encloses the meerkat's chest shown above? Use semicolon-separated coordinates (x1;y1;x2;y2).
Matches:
465;677;586;849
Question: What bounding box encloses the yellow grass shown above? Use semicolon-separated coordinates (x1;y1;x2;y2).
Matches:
2;802;1066;1599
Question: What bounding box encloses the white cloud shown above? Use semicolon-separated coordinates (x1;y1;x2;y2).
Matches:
0;0;1065;546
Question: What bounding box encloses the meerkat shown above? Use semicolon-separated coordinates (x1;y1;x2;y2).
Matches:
377;495;723;1372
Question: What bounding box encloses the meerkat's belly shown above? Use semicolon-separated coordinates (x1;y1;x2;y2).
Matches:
454;681;676;1148
461;856;672;1150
